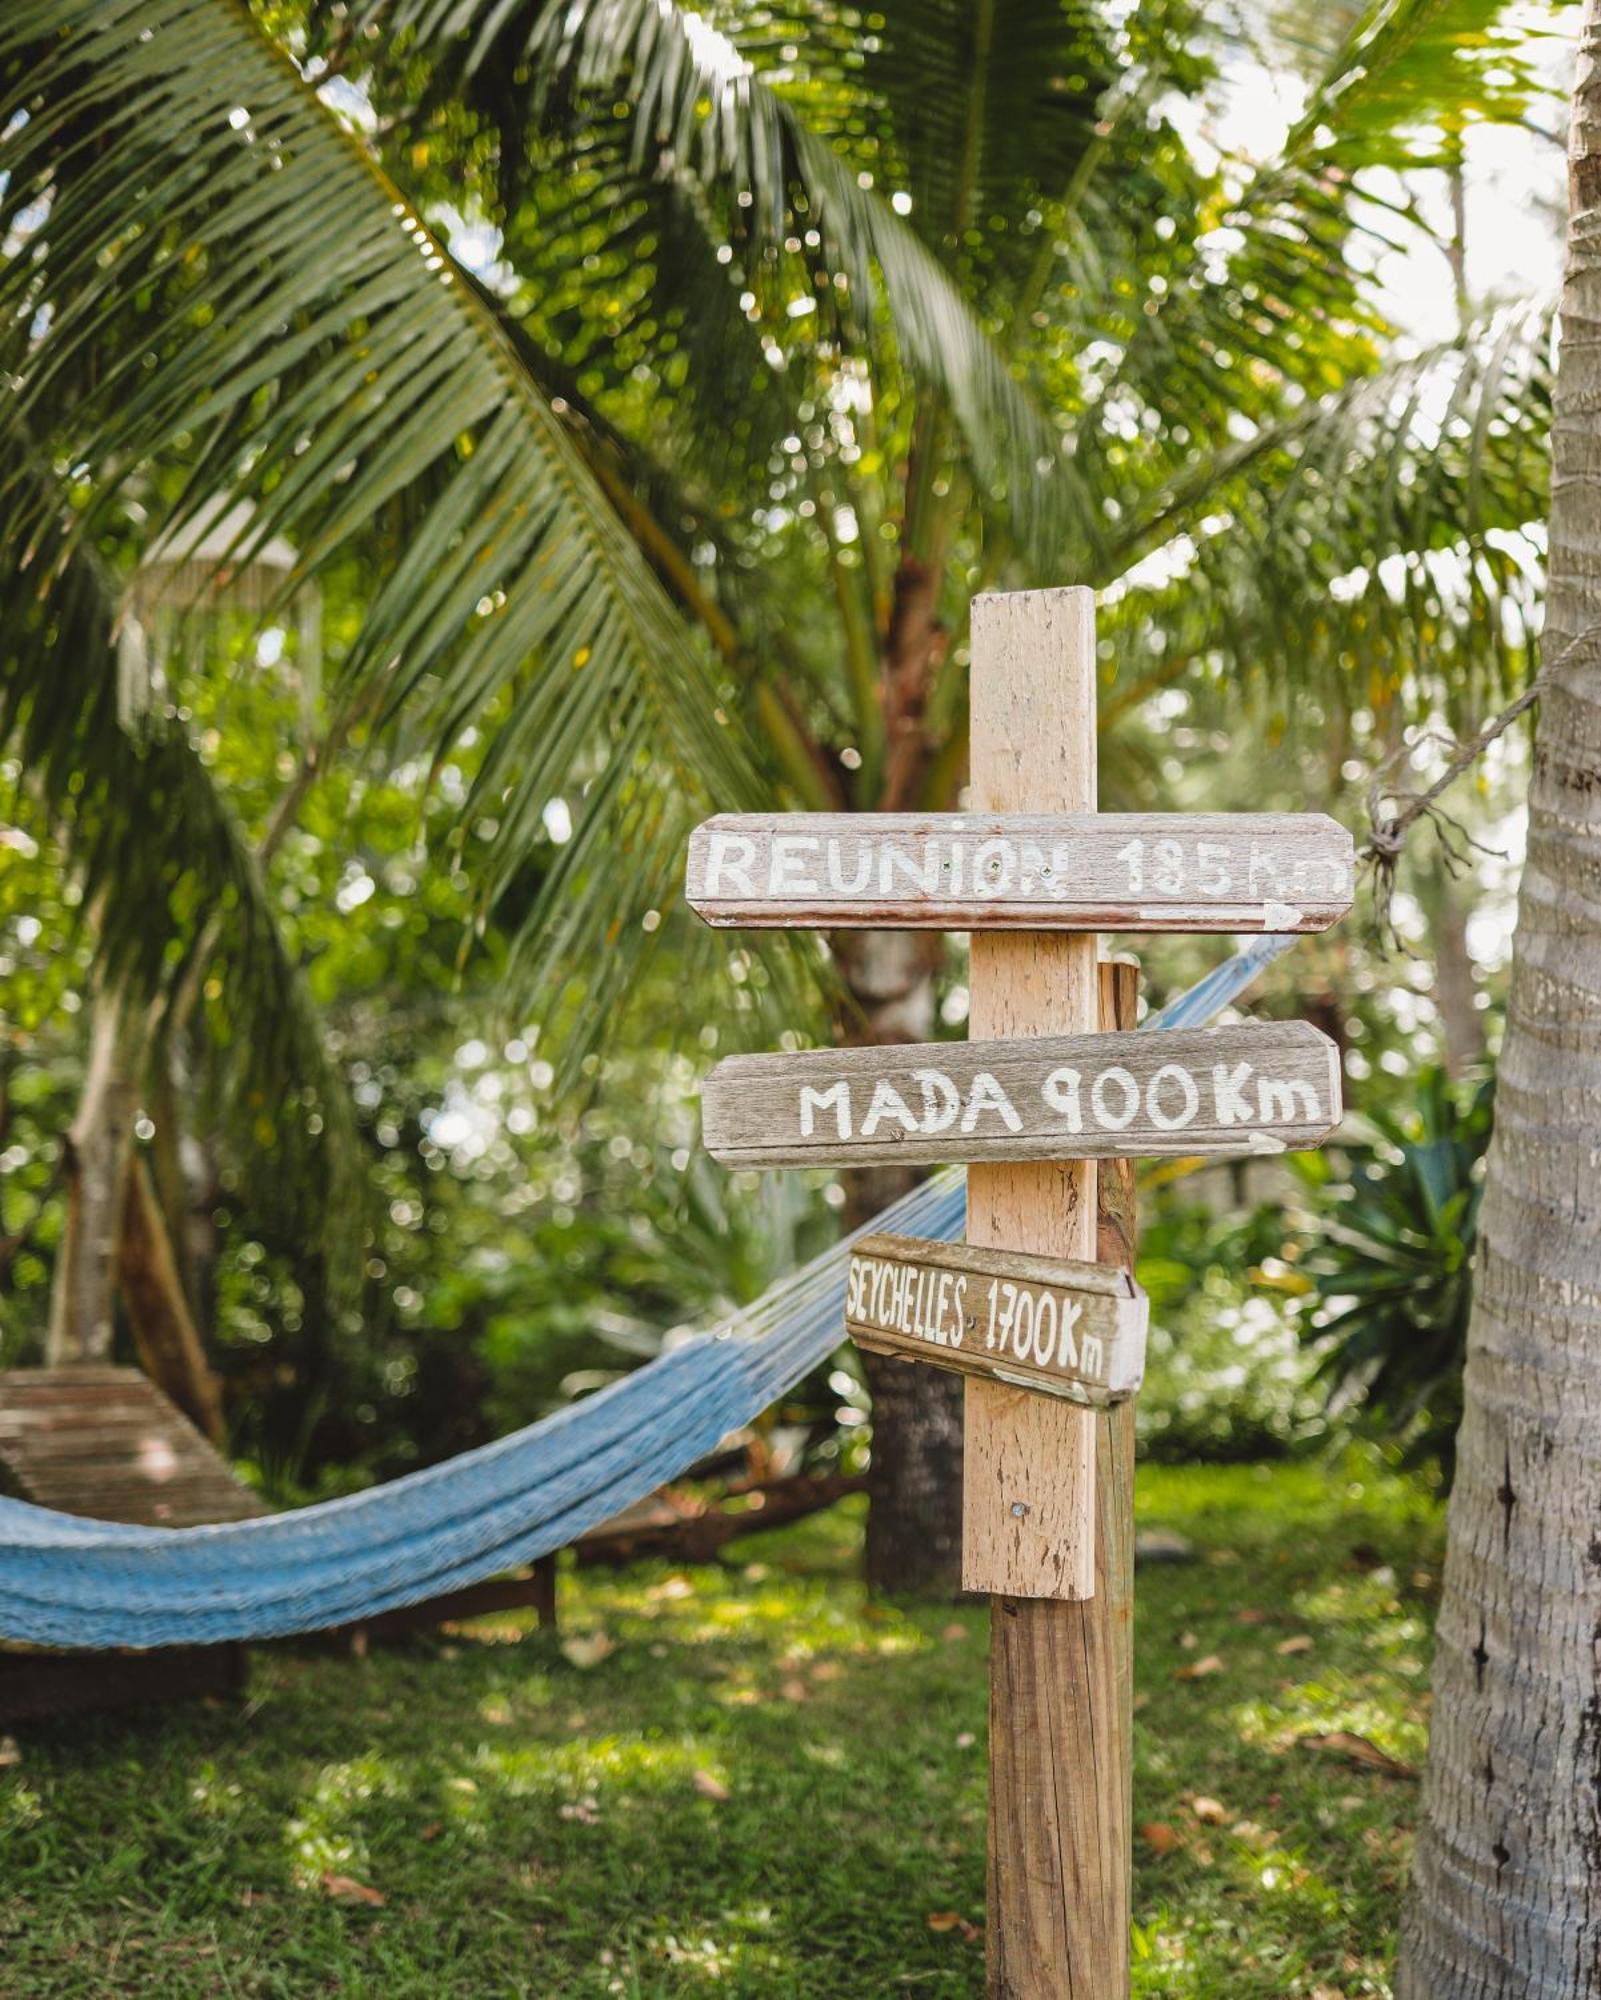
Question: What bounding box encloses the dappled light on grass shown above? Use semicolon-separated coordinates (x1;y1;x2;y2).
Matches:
1;1458;1439;1996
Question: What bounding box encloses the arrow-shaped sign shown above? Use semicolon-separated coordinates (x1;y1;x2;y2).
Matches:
701;1020;1341;1167
687;812;1353;932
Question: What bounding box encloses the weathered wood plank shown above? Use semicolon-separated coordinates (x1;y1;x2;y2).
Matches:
686;810;1353;931
701;1019;1341;1167
985;953;1141;1998
0;1368;265;1527
845;1232;1147;1407
961;586;1101;1614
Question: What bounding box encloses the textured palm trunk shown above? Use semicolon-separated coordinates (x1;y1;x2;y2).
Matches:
835;926;966;1598
45;983;140;1365
1398;15;1601;1990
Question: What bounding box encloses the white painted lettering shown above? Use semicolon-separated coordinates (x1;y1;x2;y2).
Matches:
767;834;819;894
1146;1062;1200;1131
824;839;872;894
704;832;755;895
861;1079;918;1138
913;1068;960;1134
1257;1075;1321;1124
799;1080;851;1139
1212;1062;1255;1125
1042;1066;1084;1132
1060;1298;1082;1369
1091;1067;1139;1130
961;1072;1022;1134
1034;1293;1057;1367
950;1275;967;1347
846;1258;865;1318
881;842;942;897
972;838;1014;896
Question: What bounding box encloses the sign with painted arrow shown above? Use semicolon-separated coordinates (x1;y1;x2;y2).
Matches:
686;812;1353;933
700;1021;1341;1168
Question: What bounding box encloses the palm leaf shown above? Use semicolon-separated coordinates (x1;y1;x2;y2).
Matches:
335;0;1094;563
0;467;364;1260
0;0;759;1051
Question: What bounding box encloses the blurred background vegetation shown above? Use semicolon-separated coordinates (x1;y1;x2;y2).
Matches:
0;0;1569;1520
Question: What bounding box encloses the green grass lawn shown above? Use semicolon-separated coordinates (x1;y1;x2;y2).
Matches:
0;1457;1442;1997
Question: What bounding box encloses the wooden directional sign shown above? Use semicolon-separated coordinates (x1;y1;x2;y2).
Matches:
701;1020;1340;1168
846;1233;1148;1409
686;812;1353;933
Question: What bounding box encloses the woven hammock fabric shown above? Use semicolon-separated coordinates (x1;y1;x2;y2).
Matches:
0;936;1295;1648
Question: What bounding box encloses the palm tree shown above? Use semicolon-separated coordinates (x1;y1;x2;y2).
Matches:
1399;6;1601;1989
0;0;1553;1586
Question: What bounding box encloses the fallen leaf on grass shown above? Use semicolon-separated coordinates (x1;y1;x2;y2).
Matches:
321;1874;385;1908
1298;1732;1418;1780
1276;1634;1315;1656
926;1912;981;1941
691;1770;730;1803
1139;1822;1183;1855
778;1678;810;1703
418;1822;443;1843
560;1632;615;1670
1175;1655;1225;1681
1188;1796;1229;1825
956;1731;976;1750
1236;1608;1269;1627
0;1736;20;1769
941;1623;968;1643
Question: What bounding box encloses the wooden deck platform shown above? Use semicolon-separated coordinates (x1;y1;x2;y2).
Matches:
0;1366;266;1527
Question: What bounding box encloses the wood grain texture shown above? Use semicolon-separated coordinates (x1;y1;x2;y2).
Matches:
0;1367;265;1527
986;956;1139;2000
845;1232;1147;1406
963;586;1101;1609
686;810;1353;931
700;1019;1342;1167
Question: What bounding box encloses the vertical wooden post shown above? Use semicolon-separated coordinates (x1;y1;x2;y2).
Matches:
966;589;1136;1996
964;588;1099;1605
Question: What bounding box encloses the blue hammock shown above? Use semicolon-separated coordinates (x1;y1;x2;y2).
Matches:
0;936;1296;1649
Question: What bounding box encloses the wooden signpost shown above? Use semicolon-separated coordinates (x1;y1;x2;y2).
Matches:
685;585;1350;1995
845;1234;1148;1408
687;811;1353;933
700;1021;1341;1168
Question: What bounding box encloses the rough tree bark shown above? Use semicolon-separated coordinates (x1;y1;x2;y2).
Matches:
1399;15;1601;1990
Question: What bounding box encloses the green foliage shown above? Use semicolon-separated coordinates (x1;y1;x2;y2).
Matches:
0;1463;1442;1995
1295;1063;1494;1473
1135;1186;1330;1463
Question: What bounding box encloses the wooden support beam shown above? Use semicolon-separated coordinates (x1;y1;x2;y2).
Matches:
986;959;1139;1997
963;585;1100;1603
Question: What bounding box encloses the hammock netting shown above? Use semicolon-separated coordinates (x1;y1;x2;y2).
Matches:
0;936;1295;1649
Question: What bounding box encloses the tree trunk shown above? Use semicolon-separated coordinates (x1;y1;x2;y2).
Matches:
118;1154;226;1444
45;983;140;1365
835;926;967;1598
1430;861;1486;1078
1399;15;1601;1990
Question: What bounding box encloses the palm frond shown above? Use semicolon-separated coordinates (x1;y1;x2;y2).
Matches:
0;0;761;1048
1099;306;1551;724
338;0;1093;562
0;467;364;1260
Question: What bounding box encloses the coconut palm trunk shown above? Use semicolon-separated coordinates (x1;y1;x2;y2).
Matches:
1399;11;1601;1991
